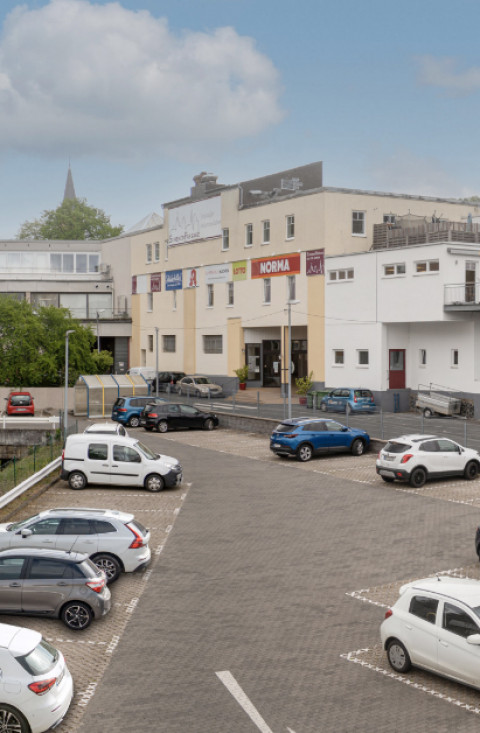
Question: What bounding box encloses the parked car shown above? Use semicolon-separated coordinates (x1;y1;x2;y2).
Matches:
376;434;480;488
84;422;128;436
270;418;370;462
0;623;73;733
0;508;151;583
140;402;219;433
112;396;166;427
149;371;186;393
176;376;223;398
61;433;182;492
5;391;35;417
319;388;376;414
381;575;480;690
0;548;111;630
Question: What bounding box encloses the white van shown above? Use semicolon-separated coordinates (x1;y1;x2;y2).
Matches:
61;434;182;492
127;367;157;381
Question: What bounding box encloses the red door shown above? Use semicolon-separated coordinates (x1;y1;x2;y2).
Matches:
389;349;406;389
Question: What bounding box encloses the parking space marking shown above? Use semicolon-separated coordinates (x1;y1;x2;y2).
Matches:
216;671;275;733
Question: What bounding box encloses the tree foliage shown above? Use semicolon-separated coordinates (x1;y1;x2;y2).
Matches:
0;298;113;387
17;198;123;240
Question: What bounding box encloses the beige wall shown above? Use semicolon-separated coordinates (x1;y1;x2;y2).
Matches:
227;317;244;377
307;274;325;383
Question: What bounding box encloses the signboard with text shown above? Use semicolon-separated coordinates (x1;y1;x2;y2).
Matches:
306;249;325;276
167;197;221;246
165;270;182;290
251;253;301;279
150;273;162;292
232;260;247;281
205;263;231;284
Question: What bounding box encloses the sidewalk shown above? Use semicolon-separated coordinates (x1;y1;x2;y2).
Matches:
225;386;296;405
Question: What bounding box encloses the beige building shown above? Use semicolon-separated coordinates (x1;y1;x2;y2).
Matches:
127;162;476;389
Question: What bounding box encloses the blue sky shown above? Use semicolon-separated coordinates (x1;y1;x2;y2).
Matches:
0;0;479;238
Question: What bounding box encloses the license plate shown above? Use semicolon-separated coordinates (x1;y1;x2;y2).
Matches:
383;455;395;462
273;443;281;448
379;469;394;477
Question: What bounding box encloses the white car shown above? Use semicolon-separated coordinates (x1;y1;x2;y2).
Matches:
0;508;151;583
0;623;73;733
381;576;480;689
84;422;128;436
376;434;480;488
177;376;223;398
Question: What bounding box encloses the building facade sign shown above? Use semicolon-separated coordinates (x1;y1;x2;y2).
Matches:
232;260;248;281
165;270;182;290
205;263;231;284
132;274;148;294
251;253;301;279
185;267;199;288
306;249;325;276
167;197;222;246
150;273;162;292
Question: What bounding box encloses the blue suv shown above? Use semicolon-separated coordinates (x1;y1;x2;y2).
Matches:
270;418;370;462
319;388;376;414
112;396;166;427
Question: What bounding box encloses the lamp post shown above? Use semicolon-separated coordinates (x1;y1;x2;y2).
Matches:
64;330;74;439
155;327;159;397
96;310;105;354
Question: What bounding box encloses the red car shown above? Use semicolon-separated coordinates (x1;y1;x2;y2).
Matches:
6;391;35;416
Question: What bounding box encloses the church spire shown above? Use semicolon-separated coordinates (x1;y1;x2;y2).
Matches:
63;165;76;201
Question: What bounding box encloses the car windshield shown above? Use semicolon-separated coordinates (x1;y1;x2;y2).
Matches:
7;515;40;532
135;441;158;460
384;441;411;453
15;639;58;675
195;378;210;385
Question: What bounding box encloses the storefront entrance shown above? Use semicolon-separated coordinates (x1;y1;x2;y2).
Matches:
262;340;281;386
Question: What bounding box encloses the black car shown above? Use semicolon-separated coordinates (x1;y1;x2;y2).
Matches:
149;371;186;393
140;402;219;433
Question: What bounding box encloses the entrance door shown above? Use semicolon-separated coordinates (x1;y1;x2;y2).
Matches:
389;349;405;389
466;261;476;303
262;340;281;386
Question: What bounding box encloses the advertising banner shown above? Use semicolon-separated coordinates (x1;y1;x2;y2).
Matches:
165;269;182;290
205;263;231;284
251;253;301;279
232;260;248;281
185;267;200;288
306;249;325;276
132;274;148;293
150;273;162;292
167;197;221;246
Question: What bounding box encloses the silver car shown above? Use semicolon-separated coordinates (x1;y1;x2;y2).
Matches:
176;375;223;397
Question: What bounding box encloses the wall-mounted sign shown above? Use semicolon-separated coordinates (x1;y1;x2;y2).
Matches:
251;253;301;279
131;276;137;294
306;249;325;276
232;260;248;281
132;274;148;294
167;197;221;246
185;267;199;288
150;273;162;292
205;263;231;284
165;270;182;290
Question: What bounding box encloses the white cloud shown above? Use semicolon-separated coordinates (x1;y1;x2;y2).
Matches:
417;55;480;95
0;0;284;157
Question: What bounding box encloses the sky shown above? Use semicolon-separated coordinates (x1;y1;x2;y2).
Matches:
0;0;480;238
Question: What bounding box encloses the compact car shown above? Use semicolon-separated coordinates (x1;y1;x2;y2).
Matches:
149;371;186;393
381;576;480;690
270;417;370;462
140;402;219;433
111;396;166;427
176;376;223;398
376;434;480;487
0;508;151;583
5;392;35;417
0;624;73;733
319;388;376;414
0;548;111;630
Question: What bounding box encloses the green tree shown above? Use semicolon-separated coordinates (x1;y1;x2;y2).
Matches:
18;198;123;240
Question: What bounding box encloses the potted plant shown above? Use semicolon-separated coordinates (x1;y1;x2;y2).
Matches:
234;364;249;390
295;371;314;405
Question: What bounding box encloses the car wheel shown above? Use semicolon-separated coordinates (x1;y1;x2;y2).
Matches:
423;408;433;418
61;601;93;630
297;443;313;462
145;473;165;492
68;471;87;490
409;467;427;488
195;389;202;398
0;705;29;733
92;554;122;583
203;418;215;430
381;476;395;483
320;403;328;412
350;438;365;456
387;639;411;673
464;460;480;481
128;415;140;428
157;420;168;433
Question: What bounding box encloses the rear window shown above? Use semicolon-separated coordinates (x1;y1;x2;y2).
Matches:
354;390;373;399
10;395;32;406
93;520;116;534
78;558;102;578
274;423;297;433
113;398;125;407
16;640;58;675
129;519;148;536
384;441;411;453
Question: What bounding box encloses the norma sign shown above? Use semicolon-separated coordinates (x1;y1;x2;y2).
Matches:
165;270;182;290
150;273;162;292
306;249;325;276
251;253;301;279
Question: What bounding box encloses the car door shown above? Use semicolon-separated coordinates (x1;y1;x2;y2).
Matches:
179;405;202;428
327;389;344;412
13;517;62;549
437;601;480;686
56;518;98;555
166;404;183;429
325;421;352;451
302;422;329;453
21;558;73;614
435;439;467;476
85;442;111;485
111;443;143;486
402;594;440;670
0;557;25;611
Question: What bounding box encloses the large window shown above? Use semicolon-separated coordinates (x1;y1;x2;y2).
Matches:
286;215;295;239
0;251;100;274
352;211;365;235
263;278;271;304
203;335;223;354
163;335;176;353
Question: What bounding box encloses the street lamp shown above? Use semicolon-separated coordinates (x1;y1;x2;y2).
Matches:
64;330;74;439
96;310;105;354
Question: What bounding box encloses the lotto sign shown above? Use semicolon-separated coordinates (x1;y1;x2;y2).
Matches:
232;260;247;281
251;253;301;279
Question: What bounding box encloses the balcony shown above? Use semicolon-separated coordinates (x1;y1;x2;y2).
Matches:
444;283;480;311
373;220;480;250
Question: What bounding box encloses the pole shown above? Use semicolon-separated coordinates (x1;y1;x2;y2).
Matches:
96;312;100;354
287;301;292;419
155;327;159;397
64;330;74;439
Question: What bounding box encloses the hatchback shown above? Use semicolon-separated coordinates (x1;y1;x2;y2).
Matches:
0;624;73;733
319;388;375;414
0;508;151;583
0;548;111;630
140;402;219;432
270;418;370;462
176;376;223;398
111;396;166;427
381;576;480;690
376;434;480;487
5;392;35;417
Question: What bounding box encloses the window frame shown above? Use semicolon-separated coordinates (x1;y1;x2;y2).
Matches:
286;215;295;240
222;228;230;251
203;335;223;354
415;260;440;274
207;283;214;308
383;263;406;277
352;211;366;236
163;335;176;353
263;278;271;305
245;223;253;248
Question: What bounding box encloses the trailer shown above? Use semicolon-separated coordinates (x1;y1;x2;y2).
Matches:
415;391;461;418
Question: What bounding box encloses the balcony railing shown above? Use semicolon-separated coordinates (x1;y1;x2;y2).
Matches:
373;221;480;250
444;282;480;310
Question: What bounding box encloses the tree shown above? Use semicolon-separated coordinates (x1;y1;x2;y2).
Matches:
18;198;123;240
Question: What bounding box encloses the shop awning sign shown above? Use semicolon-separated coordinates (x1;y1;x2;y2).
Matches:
251;253;301;279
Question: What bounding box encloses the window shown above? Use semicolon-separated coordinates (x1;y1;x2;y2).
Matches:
0;557;24;580
227;281;234;306
352;211;365;235
60;519;92;535
154;242;160;261
245;223;253;247
88;443;108;461
409;595;438;624
357;350;369;366
163;335;176;353
148;335;153;352
263;278;271;304
419;349;427;366
383;214;396;225
384;263;406;276
416;260;439;273
203;335;223;354
146;244;152;263
262;220;270;244
28;559;71;580
329;269;354;282
286;215;295;239
222;228;230;251
113;446;141;463
207;283;214;307
30;519;61;535
452;349;459;367
147;293;153;312
76;254;87;273
334;350;344;365
172;290;177;310
443;602;479;638
287;275;296;302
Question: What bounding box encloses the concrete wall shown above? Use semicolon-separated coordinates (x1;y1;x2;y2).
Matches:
0;387;74;414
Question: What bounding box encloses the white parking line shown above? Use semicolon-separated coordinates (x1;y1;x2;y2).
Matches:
216;671;275;733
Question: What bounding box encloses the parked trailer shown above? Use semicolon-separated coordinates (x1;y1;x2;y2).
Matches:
415;392;461;418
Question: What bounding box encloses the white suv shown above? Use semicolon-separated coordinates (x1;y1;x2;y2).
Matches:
0;508;151;583
376;433;480;488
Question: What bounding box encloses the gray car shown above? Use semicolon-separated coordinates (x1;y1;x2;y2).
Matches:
0;548;111;630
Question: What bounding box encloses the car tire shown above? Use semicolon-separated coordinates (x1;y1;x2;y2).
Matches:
381;476;395;483
423;408;433;418
203;418;215;431
128;415;140;428
320;403;328;412
387;639;411;673
350;438;365;456
464;460;480;481
0;705;29;733
68;471;87;490
145;473;165;492
92;553;122;583
409;467;427;488
296;443;313;462
157;420;168;433
61;601;93;630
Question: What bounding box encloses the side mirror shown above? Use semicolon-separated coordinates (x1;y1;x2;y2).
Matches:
342;426;348;432
466;633;480;645
20;528;33;538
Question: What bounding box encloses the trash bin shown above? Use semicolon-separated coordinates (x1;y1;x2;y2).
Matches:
306;392;314;409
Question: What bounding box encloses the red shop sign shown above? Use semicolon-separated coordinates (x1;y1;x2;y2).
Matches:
251;253;301;279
